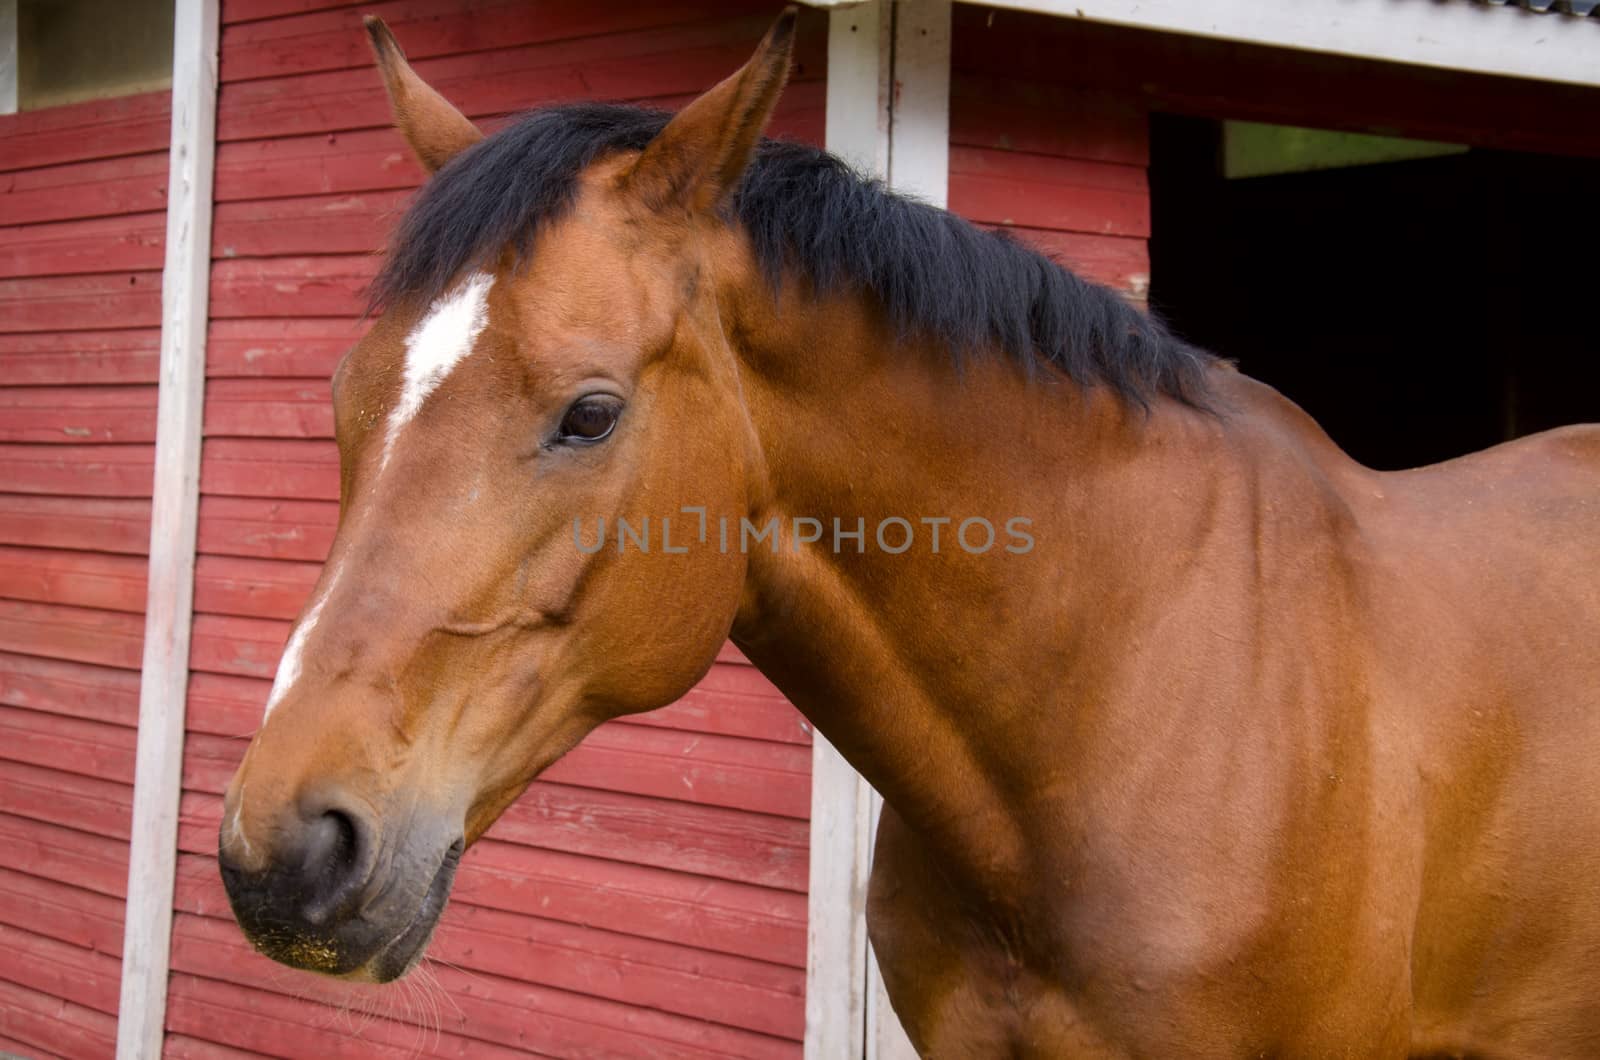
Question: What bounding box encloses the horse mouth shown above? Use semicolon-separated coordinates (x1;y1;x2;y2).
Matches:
357;837;463;983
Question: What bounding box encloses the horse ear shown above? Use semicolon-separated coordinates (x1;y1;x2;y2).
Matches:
364;17;483;173
624;7;797;213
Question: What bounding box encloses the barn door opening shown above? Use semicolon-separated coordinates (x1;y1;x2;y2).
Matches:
1148;114;1600;470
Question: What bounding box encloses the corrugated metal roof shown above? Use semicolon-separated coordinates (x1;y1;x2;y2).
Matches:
1476;0;1598;16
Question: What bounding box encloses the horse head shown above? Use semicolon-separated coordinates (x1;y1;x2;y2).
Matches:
217;10;798;981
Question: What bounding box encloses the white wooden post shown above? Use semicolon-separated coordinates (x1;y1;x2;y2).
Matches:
116;0;219;1055
866;6;950;1057
0;0;17;115
806;8;891;1057
808;1;950;1057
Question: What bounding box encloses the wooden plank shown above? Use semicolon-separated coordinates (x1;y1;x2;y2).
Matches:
0;978;117;1060
209;256;372;319
0;151;168;228
0;330;161;386
0;214;166;280
867;15;944;1058
0;869;124;959
813;7;893;1056
430;902;802;1041
163;1034;273;1060
1;0;14;116
0;272;163;333
0;443;155;498
176;899;805;1042
170;923;801;1060
0;89;171;173
0;545;149;614
205;318;361;379
887;0;950;207
166;986;529;1060
0;1034;67;1060
212;17;824;143
199;437;337;499
0;651;140;726
949;75;1148;166
224;0;371;24
219;0;785;83
0;705;136;785
193;553;318;617
166;963;533;1060
214;125;426;203
0;759;132;840
0;812;129;899
495;781;809;894
0;599;145;670
119;5;219;1055
0;385;158;444
212;191;404;259
196;495;336;560
544;725;811;820
0;495;152;556
951;178;1147;238
204;377;333;438
0;922;122;1016
188;611;286;679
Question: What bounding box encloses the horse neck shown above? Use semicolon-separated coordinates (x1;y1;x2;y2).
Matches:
718;269;1248;894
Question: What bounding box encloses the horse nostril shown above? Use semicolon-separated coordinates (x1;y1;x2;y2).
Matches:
298;807;368;925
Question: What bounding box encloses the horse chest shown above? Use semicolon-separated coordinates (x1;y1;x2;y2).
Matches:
865;799;1412;1057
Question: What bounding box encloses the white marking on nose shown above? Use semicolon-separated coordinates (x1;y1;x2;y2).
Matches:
381;270;495;469
230;784;255;859
262;594;328;721
262;561;342;722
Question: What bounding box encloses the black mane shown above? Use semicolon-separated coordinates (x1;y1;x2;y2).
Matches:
372;102;1212;406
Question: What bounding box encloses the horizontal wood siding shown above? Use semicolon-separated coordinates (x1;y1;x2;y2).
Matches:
169;1;824;1056
0;89;172;1059
950;6;1151;301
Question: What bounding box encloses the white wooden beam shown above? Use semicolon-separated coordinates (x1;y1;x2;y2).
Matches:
886;0;951;209
868;7;950;1053
117;0;219;1056
810;3;948;1058
0;0;17;115
970;0;1600;91
807;6;890;1058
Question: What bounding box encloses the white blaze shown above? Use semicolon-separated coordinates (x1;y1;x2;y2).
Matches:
381;270;495;468
262;582;332;721
262;275;493;722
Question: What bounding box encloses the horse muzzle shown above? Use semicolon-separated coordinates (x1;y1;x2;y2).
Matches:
217;794;463;982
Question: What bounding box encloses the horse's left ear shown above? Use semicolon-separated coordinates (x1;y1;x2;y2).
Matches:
625;7;797;214
364;16;484;173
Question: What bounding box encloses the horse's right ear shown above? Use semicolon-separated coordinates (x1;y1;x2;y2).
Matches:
623;8;797;214
364;17;483;173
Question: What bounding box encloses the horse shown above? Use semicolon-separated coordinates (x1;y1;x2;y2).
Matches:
217;9;1600;1055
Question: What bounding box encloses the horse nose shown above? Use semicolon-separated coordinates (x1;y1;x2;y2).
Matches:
219;799;376;933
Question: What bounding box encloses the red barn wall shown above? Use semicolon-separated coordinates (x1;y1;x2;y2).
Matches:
0;90;171;1058
166;1;824;1057
949;6;1152;302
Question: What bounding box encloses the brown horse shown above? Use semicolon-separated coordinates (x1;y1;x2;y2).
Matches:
218;10;1600;1055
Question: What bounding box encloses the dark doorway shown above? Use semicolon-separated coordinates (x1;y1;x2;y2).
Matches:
1149;115;1600;470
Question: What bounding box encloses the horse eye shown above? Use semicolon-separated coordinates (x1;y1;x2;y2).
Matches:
556;395;622;443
